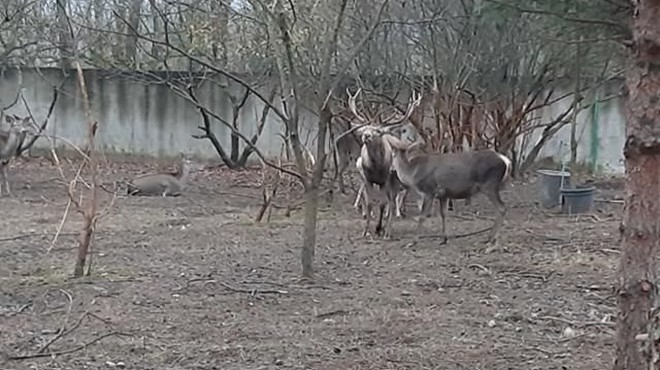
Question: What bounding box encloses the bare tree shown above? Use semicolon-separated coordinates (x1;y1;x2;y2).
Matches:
55;0;73;68
125;0;143;67
614;0;660;368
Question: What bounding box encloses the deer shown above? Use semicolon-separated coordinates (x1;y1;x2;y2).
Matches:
383;134;512;244
126;154;195;197
0;115;36;196
346;87;422;238
331;113;363;195
331;109;409;219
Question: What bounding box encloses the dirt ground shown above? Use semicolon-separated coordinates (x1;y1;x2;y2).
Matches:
0;154;623;370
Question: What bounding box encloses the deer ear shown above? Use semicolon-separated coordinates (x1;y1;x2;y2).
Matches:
5;115;11;123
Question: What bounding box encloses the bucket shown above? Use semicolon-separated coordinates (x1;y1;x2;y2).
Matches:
537;169;571;208
561;186;596;215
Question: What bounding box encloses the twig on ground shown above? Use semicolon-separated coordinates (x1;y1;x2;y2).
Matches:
453;213;494;222
524;229;567;242
0;234;36;242
37;291;75;355
500;269;556;282
468;264;491;274
578;213;614;223
4;302;33;317
535;315;615;328
172;277;218;293
575;284;610;291
9;332;133;360
418;227;492;240
316;310;349;319
594;198;624;204
523;345;568;356
217;281;288;295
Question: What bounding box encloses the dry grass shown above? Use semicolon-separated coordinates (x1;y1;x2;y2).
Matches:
0;154;622;369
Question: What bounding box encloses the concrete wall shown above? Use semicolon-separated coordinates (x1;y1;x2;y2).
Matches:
523;80;625;174
0;68;627;173
0;68;319;161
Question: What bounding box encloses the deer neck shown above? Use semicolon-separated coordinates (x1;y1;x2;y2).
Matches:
0;128;22;158
176;160;191;183
391;149;415;182
362;139;388;169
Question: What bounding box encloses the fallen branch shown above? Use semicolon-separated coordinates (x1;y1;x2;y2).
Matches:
468;263;491;274
418;226;492;240
594;198;624;204
523;345;568;356
9;332;133;360
38;291;75;354
0;234;37;242
316;310;349;319
524;229;567;242
217;281;288;295
535;315;615;328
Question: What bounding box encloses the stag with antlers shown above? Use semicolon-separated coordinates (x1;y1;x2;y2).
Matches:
343;87;422;238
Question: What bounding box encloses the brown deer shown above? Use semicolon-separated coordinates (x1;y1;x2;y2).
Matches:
0;115;36;196
126;154;196;197
384;135;512;244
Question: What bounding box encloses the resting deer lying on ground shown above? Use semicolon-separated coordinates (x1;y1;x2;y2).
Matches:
126;154;195;197
0;115;36;196
384;135;512;244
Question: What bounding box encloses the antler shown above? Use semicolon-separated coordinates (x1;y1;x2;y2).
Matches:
346;87;369;124
381;90;423;126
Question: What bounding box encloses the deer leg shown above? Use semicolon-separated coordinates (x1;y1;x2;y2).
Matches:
383;190;397;239
375;201;386;236
361;183;375;237
395;189;406;218
415;194;432;238
363;202;372;237
438;197;448;245
1;163;10;197
354;183;365;217
433;198;441;216
483;187;506;243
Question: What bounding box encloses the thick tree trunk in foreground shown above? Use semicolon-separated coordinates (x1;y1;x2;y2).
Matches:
614;1;660;369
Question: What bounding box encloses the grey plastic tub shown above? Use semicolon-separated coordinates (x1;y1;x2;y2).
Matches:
537;169;571;208
561;186;596;215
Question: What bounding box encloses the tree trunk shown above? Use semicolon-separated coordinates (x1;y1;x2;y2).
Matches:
148;0;163;64
126;0;142;67
569;36;583;170
301;105;331;278
74;213;93;277
301;185;318;278
231;131;240;163
614;1;660;369
56;0;73;69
